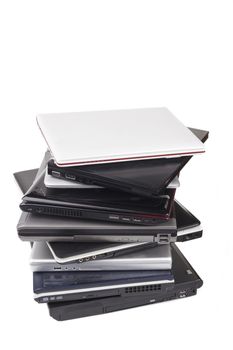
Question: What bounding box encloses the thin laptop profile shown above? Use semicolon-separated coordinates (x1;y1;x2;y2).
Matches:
30;242;172;271
47;127;208;198
33;269;174;303
37;108;205;166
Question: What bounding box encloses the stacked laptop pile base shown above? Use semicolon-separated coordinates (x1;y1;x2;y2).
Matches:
14;108;208;321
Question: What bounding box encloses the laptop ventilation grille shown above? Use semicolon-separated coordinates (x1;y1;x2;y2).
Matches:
125;284;161;294
42;207;81;218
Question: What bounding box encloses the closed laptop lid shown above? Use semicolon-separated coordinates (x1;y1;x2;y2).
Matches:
37;108;205;166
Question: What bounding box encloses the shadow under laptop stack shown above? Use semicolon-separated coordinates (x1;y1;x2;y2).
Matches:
15;108;208;321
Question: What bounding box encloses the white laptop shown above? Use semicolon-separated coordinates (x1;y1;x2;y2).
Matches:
37;108;205;166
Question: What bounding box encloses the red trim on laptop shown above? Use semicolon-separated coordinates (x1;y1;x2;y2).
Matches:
56;150;205;167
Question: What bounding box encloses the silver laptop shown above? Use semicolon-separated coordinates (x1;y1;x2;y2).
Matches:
30;242;172;271
46;241;153;263
37;108;205;166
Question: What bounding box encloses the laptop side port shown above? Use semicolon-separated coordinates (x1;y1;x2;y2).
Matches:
178;290;188;298
65;173;76;181
158;234;170;244
51;170;61;178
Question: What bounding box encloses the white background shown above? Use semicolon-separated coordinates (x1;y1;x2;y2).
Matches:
0;1;232;349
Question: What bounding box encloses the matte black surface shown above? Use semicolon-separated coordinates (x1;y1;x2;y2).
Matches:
21;176;174;224
175;201;200;230
20;199;173;225
15;170;199;241
48;243;203;320
21;155;175;224
48;127;209;198
49;289;198;321
48;157;186;198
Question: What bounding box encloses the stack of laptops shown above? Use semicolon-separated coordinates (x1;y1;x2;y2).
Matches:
14;108;208;321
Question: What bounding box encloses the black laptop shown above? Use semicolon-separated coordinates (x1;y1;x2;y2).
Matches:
47;128;208;198
15;168;202;243
47;243;203;320
19;153;175;225
33;269;174;303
